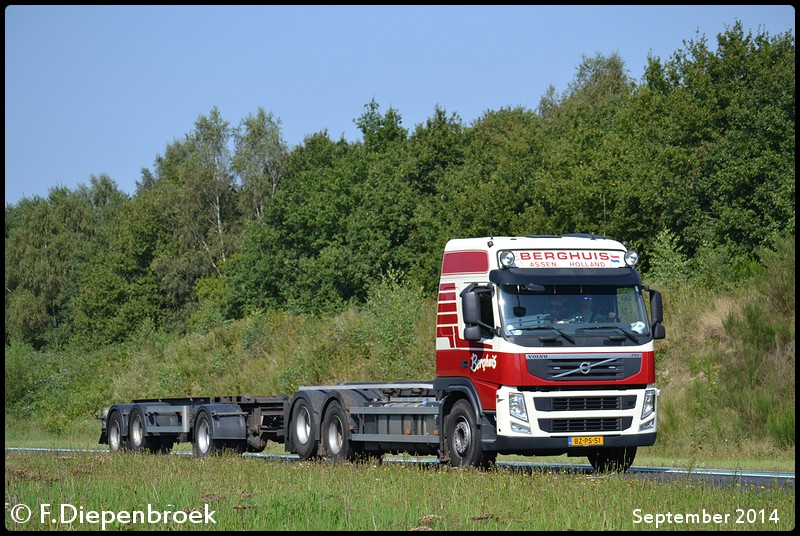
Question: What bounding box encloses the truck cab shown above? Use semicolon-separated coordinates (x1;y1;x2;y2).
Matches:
434;234;665;471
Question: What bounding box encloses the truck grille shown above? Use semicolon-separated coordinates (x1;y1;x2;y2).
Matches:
534;395;637;412
527;354;641;381
539;417;633;433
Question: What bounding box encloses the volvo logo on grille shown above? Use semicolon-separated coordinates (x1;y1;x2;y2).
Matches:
579;361;592;374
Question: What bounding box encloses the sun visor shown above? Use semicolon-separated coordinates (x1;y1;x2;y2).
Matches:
489;267;641;287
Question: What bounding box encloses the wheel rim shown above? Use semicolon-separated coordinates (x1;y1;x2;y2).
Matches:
296;406;311;445
327;415;343;455
109;419;121;451
453;417;471;456
131;413;143;447
197;419;210;454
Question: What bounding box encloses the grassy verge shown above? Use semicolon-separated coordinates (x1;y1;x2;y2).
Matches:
5;450;794;531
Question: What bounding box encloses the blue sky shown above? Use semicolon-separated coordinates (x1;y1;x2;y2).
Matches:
5;5;795;205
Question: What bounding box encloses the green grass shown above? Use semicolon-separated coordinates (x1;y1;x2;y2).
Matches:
5;450;794;531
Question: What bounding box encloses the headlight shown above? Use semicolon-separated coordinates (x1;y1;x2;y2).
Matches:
624;250;639;267
509;392;528;422
499;250;515;268
641;388;657;420
511;423;531;434
639;419;656;432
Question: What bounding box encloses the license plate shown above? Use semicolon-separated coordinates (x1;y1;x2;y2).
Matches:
569;435;604;446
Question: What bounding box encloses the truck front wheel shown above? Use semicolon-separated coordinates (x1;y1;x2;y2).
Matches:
321;401;355;462
290;399;318;460
445;400;496;469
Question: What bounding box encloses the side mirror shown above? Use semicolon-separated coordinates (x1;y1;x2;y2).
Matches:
653;324;666;340
462;291;482;326
463;325;483;342
649;290;663;325
460;285;494;340
648;289;666;339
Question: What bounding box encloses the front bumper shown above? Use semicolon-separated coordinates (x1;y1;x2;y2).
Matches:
490;385;659;455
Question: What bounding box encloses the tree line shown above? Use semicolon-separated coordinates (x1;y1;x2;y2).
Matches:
5;22;795;349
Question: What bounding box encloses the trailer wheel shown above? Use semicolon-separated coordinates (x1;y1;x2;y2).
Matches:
321;401;355;462
193;411;220;457
445;399;496;469
588;446;637;473
107;411;126;453
128;408;156;453
290;399;318;460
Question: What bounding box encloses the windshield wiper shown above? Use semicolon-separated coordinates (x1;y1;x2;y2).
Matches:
576;323;639;343
511;324;575;344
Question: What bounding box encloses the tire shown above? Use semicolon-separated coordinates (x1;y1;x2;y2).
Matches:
321;401;355;462
107;411;126;453
193;411;220;457
588;446;637;473
128;408;157;453
290;398;318;460
444;399;496;469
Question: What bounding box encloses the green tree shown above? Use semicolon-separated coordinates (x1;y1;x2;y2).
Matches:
223;102;419;316
66;184;166;346
232;107;289;218
5;185;96;347
354;99;408;152
222;131;358;315
142;108;243;328
402;106;468;292
428;106;548;242
147;138;211;322
189;106;238;268
535;52;636;237
641;22;795;261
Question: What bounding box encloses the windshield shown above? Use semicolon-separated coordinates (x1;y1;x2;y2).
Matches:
498;284;650;339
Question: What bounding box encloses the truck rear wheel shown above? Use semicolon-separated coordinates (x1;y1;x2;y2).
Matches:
107;410;126;453
588;446;637;473
193;411;219;457
290;399;318;460
445;400;496;469
321;401;355;462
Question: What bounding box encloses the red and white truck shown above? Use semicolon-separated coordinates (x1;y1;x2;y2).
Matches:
99;233;665;471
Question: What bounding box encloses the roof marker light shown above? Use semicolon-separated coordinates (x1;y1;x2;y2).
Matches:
499;250;515;268
624;250;639;267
